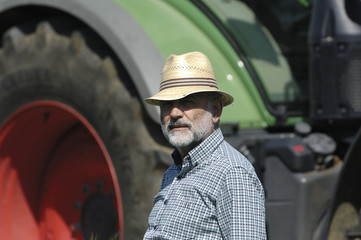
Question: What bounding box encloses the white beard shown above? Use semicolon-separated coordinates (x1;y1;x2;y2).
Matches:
161;110;214;150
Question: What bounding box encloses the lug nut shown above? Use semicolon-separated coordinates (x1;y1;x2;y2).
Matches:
71;222;81;232
73;201;82;209
96;181;103;189
109;190;115;199
83;184;90;193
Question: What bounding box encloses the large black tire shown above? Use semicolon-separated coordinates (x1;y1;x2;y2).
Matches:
325;127;361;240
0;22;165;239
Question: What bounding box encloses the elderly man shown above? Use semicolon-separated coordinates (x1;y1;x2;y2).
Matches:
144;51;266;239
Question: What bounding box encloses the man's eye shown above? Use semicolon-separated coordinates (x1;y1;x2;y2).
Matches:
181;100;195;107
161;102;172;109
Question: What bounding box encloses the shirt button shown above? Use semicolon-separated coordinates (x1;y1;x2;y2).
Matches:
164;199;168;205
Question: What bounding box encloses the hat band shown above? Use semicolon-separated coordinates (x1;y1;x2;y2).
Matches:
159;78;218;91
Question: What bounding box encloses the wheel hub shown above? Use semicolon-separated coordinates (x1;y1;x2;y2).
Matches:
0;100;123;239
81;193;118;239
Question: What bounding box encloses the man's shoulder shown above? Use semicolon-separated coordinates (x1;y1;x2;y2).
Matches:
215;140;255;173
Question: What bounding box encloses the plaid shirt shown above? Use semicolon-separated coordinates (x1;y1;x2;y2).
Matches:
144;129;266;239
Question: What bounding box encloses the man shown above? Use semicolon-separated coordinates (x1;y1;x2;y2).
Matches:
144;51;266;239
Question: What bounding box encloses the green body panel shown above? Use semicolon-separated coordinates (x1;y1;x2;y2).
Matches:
203;0;300;103
115;0;280;128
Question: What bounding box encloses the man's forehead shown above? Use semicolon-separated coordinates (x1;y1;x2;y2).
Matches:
182;92;210;101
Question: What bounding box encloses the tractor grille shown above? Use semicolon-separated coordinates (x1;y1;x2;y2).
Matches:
310;42;361;120
340;50;361;113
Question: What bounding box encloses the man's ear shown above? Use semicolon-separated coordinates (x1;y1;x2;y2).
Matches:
212;99;223;124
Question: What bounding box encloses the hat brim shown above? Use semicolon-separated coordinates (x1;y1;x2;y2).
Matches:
145;86;234;107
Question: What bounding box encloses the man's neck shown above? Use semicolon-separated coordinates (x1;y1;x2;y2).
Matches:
177;146;193;160
176;128;218;159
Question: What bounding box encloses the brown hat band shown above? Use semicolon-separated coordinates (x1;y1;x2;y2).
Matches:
160;78;218;91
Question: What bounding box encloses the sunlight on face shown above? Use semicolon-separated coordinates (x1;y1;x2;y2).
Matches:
161;109;213;149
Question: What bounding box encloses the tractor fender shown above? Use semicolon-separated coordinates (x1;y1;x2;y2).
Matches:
0;0;163;122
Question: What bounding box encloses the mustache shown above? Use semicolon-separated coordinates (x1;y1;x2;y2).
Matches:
166;119;192;130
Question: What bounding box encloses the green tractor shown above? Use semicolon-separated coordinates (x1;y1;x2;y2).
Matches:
0;0;359;239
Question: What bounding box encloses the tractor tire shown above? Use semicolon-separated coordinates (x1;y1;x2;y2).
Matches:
0;22;165;240
325;127;361;240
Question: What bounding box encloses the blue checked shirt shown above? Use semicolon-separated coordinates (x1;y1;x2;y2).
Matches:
144;129;266;239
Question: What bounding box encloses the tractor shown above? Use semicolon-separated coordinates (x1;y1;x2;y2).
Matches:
0;0;360;239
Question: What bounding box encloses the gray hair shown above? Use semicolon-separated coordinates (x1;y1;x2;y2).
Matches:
207;92;222;129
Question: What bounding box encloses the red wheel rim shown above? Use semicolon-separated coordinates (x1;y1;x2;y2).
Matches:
0;100;123;239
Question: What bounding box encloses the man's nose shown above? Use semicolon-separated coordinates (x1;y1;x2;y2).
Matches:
169;104;183;119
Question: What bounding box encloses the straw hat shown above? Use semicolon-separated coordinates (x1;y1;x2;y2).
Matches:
145;51;234;106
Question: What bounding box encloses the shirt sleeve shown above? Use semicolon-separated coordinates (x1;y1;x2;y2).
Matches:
216;166;267;239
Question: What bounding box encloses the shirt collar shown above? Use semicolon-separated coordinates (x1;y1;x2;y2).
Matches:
171;129;224;177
